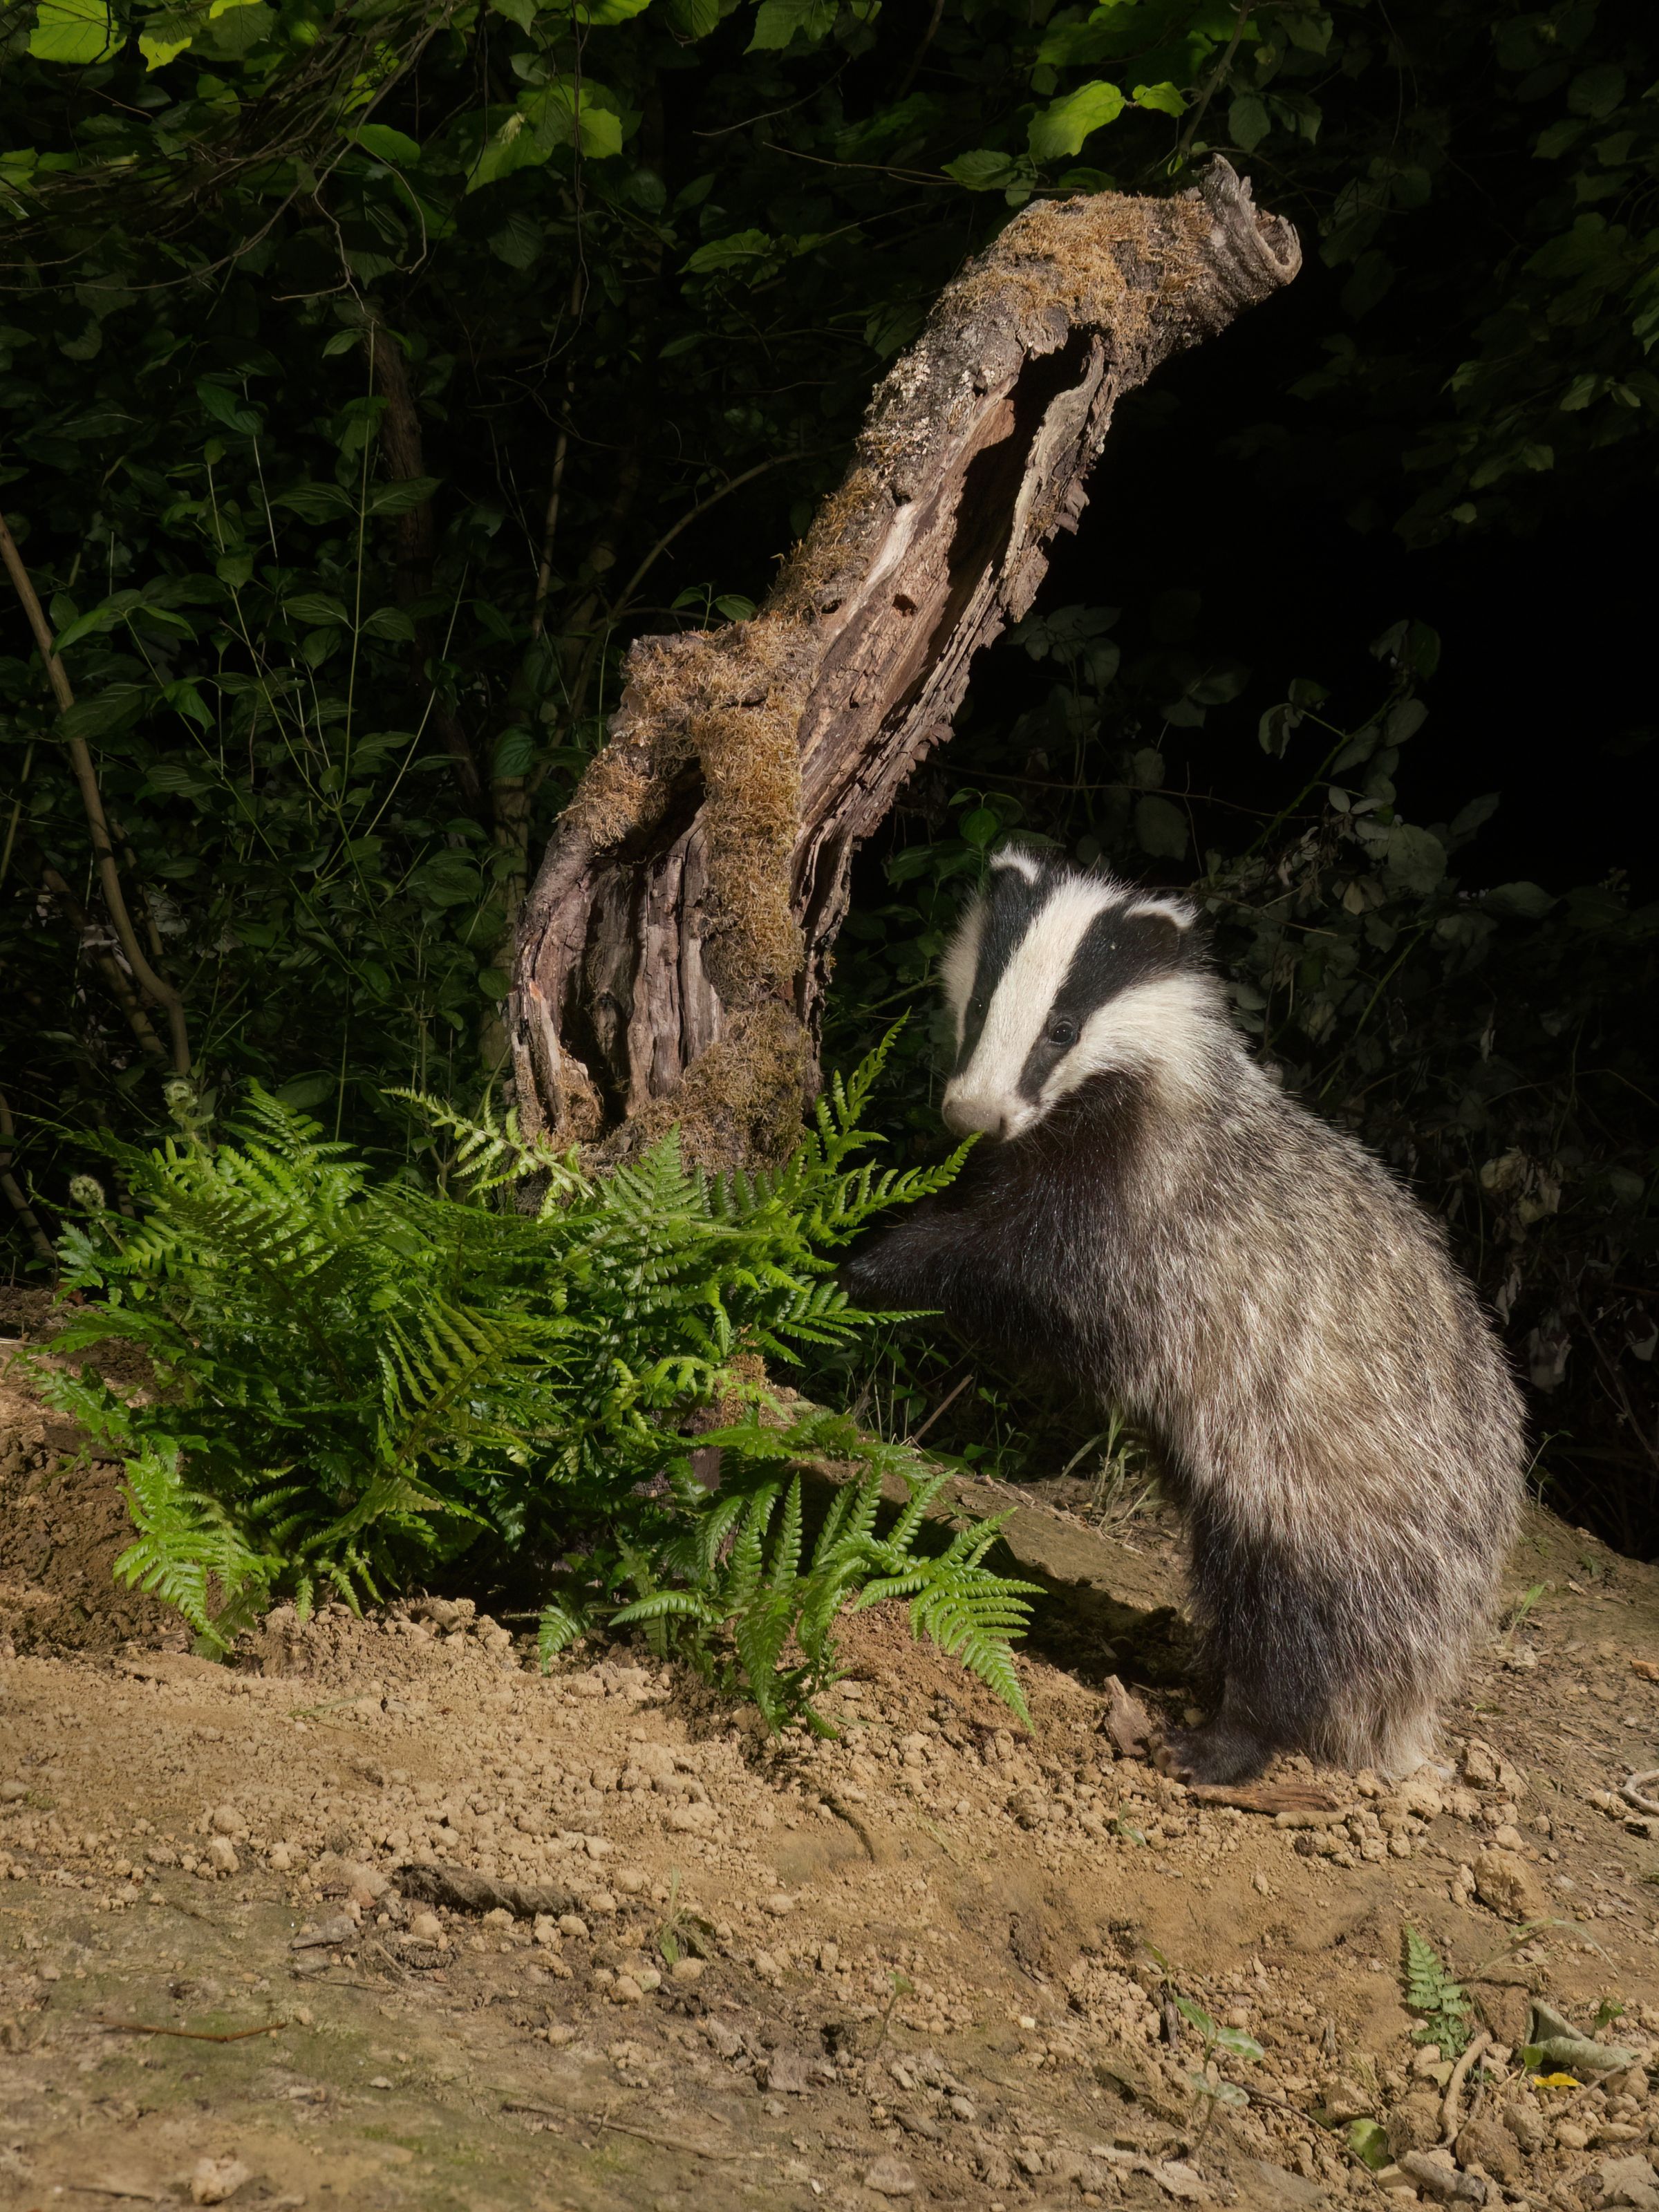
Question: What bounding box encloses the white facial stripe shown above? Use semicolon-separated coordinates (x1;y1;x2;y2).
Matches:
938;899;985;1048
950;875;1115;1118
1044;972;1216;1107
988;847;1040;883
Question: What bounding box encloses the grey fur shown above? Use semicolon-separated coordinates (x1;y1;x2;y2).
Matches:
843;854;1526;1781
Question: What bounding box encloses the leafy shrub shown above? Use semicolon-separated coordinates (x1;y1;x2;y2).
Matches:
34;1039;1040;1731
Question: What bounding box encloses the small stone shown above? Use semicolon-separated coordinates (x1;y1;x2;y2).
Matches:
547;2023;579;2047
409;1911;444;1943
1461;1741;1499;1788
266;1843;293;1872
1454;2118;1521;2184
1320;2081;1374;2124
1399;2148;1485;2203
205;1837;239;1875
863;2155;916;2196
1490;1824;1527;1853
532;1915;559;1948
586;1889;619;1915
615;1866;648;1895
482;1907;514;1931
189;2155;252;2205
759;2045;813;2094
1472;1847;1545;1922
1387;2092;1447;2157
669;1957;704;1983
1501;2099;1545;2155
0;1781;24;1803
818;1941;839;1972
290;1914;357;1951
209;1806;245;1837
762;1893;796;1917
1555;2121;1591;2152
1598;2153;1659;2210
557;1914;590;1941
611;1974;644;2004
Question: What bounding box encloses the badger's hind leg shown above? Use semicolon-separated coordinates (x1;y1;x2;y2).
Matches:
1176;1499;1456;1781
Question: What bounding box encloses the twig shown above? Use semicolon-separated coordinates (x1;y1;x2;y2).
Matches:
90;2015;288;2042
0;512;191;1075
1620;1769;1659;1816
908;1370;973;1446
500;2099;740;2159
823;1793;885;1864
1441;2028;1492;2144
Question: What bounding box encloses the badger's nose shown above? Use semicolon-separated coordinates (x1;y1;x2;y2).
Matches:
941;1090;1007;1140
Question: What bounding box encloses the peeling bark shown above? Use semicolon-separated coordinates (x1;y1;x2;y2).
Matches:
509;160;1300;1168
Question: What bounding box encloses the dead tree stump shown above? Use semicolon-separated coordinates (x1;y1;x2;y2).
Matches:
509;160;1300;1168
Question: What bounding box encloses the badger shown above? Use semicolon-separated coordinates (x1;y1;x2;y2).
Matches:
842;848;1526;1783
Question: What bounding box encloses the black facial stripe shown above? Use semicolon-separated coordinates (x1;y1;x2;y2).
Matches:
1015;904;1187;1099
953;868;1047;1072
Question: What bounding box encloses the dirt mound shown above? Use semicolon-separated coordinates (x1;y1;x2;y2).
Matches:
0;1334;180;1658
1;1344;1658;2211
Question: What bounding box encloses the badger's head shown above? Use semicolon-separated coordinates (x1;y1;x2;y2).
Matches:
939;848;1207;1142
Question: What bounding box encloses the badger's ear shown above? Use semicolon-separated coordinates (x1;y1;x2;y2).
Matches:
987;845;1041;884
1125;894;1199;932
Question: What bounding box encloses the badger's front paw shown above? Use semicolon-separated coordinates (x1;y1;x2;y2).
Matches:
1156;1716;1273;1786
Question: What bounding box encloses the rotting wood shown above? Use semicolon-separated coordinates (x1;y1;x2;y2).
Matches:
509;160;1300;1168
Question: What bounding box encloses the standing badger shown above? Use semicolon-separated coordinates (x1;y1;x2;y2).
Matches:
843;849;1526;1782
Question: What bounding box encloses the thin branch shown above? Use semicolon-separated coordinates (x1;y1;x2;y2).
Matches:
604;450;819;629
39;864;171;1063
90;2016;288;2043
896;0;946;99
0;1091;56;1267
0;514;191;1074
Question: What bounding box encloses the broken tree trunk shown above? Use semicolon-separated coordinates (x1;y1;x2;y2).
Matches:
509;159;1299;1168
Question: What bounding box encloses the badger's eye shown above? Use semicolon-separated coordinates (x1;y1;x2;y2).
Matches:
1047;1013;1077;1046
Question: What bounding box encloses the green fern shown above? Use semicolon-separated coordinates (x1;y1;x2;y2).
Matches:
1401;1926;1473;2054
35;1031;1038;1727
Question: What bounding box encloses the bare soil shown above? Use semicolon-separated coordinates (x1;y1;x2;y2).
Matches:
1;1330;1658;2212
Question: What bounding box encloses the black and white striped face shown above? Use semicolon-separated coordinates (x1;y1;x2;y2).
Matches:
939;850;1201;1141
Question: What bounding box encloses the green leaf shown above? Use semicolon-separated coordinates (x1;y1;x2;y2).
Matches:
489;212;544;269
488;0;536;22
353;124;422;165
196;379;261;435
368;476;440;516
942;149;1021;192
667;0;721;32
283;593;350;626
685;229;773;273
748;0;835;48
1132;82;1185;118
29;0;120;62
1481;881;1557;919
492;726;536;779
1029;79;1125;162
274;482;353;524
1382;824;1445;894
1568;64;1626;119
276;1074;335;1109
1134;794;1188;860
360;606;416;643
1229;93;1270;151
1348;2119;1390;2171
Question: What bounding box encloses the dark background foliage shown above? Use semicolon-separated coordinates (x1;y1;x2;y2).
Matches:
1;0;1655;1548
